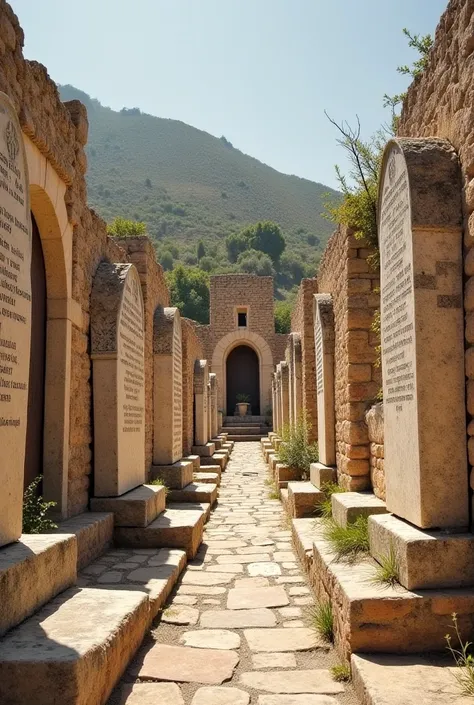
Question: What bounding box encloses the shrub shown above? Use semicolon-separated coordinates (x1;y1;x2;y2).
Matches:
318;482;346;519
308;601;334;643
274;299;292;334
23;476;57;534
323;515;370;562
279;414;318;479
446;613;474;695
331;664;351;682
371;543;400;587
107;216;147;238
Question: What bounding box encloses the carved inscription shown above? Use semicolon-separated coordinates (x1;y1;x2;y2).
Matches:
380;148;415;413
315;319;323;396
172;321;182;457
119;274;145;434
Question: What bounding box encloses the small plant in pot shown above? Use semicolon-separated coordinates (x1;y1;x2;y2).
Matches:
236;394;250;416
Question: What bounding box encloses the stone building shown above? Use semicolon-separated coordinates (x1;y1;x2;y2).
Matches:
197;274;287;418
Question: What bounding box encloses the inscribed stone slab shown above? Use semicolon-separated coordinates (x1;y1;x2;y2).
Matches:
313;294;335;466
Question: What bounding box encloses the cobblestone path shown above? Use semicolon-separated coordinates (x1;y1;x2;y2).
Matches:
109;442;358;705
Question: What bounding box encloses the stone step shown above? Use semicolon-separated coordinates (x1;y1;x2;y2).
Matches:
54;511;114;570
0;586;149;705
192;443;216;457
115;504;209;558
194;471;221;486
223;426;261;433
90;484;166;527
200;454;227;470
227;434;264;442
150;460;194;490
351;653;463;705
183;455;200;471
210;437;223;450
274;464;303;489
168;482;218;506
299;517;474;657
310;462;336;488
287;482;324;518
0;533;77;637
331;492;388;528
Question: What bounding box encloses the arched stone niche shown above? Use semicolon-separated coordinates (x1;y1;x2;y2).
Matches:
194;359;209;446
91;262;145;496
153;306;183;465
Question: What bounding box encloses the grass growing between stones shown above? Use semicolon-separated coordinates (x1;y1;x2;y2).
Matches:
446;613;474;695
150;478;170;498
317;482;346;519
308;601;334;643
331;663;352;682
371;543;400;587
323;516;370;562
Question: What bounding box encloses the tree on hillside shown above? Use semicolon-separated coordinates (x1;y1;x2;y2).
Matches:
274;299;292;334
166;265;210;324
241;221;286;264
237;249;274;277
197;240;206;261
226;232;249;263
107;216;147;238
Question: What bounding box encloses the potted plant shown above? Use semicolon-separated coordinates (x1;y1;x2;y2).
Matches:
236;394;250;417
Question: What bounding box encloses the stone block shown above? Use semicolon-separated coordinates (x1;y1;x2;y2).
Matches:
211;438;223;450
332;492;387;528
115;504;207;558
90;484;165;527
133;644;239;685
54;512;113;570
0;587;149;705
185;455;201;470
192;443;216;457
369;513;474;590
287;482;324;518
168;483;218;506
310;463;336;489
0;534;77;637
194;472;221;486
275;464;301;487
151;460;193;489
201;454;226;470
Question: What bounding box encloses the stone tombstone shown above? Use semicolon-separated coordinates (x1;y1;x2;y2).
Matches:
291;333;303;423
280;361;290;429
194;360;209;446
313;294;336;467
153;306;183;465
378;138;467;529
209;373;218;439
91;262;145;497
0;93;32;546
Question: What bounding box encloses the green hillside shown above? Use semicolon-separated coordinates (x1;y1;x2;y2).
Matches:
59;84;339;294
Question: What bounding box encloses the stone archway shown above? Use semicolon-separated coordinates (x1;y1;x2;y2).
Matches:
26;137;76;518
226;345;260;415
211;330;273;417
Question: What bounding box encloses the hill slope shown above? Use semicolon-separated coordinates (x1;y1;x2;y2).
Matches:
59;84;339;286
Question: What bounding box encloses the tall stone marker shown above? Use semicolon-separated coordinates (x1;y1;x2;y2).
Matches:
153;306;183;465
194;360;209;446
0;93;32;546
314;294;335;467
379;138;467;529
91;262;145;496
209;373;218;439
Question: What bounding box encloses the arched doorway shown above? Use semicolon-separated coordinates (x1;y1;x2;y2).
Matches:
226;345;260;415
24;213;46;488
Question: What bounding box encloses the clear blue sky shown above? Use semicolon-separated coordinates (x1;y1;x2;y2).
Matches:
11;0;446;189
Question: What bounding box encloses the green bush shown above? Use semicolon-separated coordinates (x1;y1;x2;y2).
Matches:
323;515;370;562
23;476;57;534
274;299;292;333
318;482;346;519
279;414;318;478
107;216;147;238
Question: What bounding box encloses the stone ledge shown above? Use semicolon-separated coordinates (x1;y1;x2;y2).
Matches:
200;454;226;470
151;461;193;490
90;485;165;527
310;518;474;658
184;455;200;470
55;512;113;570
351;653;467;705
287;482;324;518
0;587;149;705
210;438;223;450
192;443;216;457
0;533;77;637
332;492;387;528
275;465;303;489
115;504;208;558
310;462;336;488
168;483;218;506
194;472;221;486
369;513;474;590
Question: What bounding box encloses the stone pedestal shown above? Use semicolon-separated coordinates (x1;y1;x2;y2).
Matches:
91;263;145;497
379;138;467;529
0;93;32;546
310;462;336;489
194;360;209;446
313;294;336;467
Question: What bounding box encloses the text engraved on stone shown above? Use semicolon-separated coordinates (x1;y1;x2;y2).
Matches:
119;276;145;434
315;317;323;396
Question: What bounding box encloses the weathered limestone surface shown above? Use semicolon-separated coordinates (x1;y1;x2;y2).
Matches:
90;484;165;527
379;138;467;528
54;512;113;570
314;294;336;466
331;492;387;529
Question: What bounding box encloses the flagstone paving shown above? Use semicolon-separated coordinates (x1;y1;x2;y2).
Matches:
108;442;358;705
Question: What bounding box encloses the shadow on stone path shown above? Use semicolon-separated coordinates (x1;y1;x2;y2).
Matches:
108;442;359;705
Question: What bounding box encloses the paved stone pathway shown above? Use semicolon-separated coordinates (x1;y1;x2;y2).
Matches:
109;442;358;705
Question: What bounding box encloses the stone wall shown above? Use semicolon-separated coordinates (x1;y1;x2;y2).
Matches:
366;403;384;500
317;225;380;490
397;0;474;499
291;278;319;442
